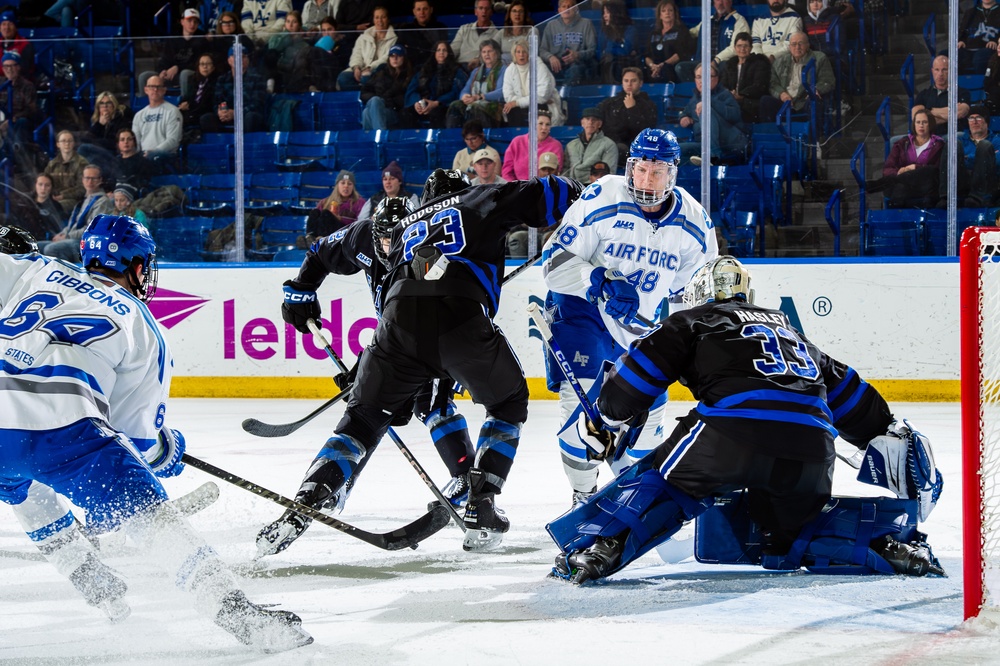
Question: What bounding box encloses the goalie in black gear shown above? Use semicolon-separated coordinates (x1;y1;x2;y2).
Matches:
261;171;583;555
550;256;944;584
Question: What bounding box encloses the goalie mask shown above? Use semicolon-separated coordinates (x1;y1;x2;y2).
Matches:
682;255;754;308
421;168;470;205
81;214;159;303
0;224;38;254
372;196;414;269
625;128;680;210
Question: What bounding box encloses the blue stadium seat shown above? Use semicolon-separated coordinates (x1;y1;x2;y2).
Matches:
558;85;619;125
335;130;383;170
299;171;338;203
276;130;336;170
319;91;363;131
273;248;308;263
353;169;385;195
923;208;994;256
863;209;925;256
185;143;232;174
153;216;213;262
383;129;437;170
435;128;467;168
249;215;308;260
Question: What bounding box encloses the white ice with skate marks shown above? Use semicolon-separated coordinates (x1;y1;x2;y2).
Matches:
0;399;992;664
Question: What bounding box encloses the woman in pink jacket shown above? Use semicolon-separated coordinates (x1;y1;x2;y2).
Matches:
501;109;564;181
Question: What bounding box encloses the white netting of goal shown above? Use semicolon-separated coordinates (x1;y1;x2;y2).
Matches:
977;230;1000;611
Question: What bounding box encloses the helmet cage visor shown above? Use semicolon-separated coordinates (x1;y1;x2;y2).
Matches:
625;157;677;208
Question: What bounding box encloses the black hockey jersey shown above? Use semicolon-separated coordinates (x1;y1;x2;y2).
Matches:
294;219;387;308
381;176;582;317
599;299;893;461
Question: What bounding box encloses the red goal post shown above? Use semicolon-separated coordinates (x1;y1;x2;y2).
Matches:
962;225;1000;619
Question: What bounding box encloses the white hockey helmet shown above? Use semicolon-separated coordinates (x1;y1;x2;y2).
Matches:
682;255;754;308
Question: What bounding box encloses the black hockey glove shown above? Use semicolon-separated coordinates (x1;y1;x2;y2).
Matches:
281;279;321;334
334;350;362;391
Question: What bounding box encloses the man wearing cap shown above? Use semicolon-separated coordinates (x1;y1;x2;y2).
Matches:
138;8;208;99
241;0;293;42
471;147;506;185
0;52;37;149
958;105;1000;206
0;10;34;78
599;67;659;164
358;161;420;220
201;47;268;133
589;161;611;182
562;107;618;182
538;151;560;177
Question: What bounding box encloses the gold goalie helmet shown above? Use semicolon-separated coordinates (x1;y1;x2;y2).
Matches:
682;255;755;308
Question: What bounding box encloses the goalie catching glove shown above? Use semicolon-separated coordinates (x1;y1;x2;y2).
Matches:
281;280;321;334
144;427;186;478
856;420;943;522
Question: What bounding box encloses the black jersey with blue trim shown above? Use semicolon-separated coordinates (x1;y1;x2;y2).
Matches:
294;219;388;310
380;176;582;317
598;298;893;462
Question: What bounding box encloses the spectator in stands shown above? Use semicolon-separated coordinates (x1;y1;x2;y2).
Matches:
111;182;147;226
752;0;803;62
958;0;1000;74
241;0;292;43
502;109;564;180
302;0;337;33
0;10;33;78
44;0;82;28
647;0;695;84
589;160;611;181
139;8;208;99
541;0;598;86
0;52;36;149
677;0;749;82
358;161;420;220
912;55;972;135
679;61;748;165
802;0;839;55
85;91;134;155
451;0;501;71
41;165;113;262
132;75;183;165
44;130;89;211
985;50;1000;114
396;0;448;69
759;31;833;122
562;107;618;181
194;1;238;34
599;66;659;163
201;47;268;133
178;54;220;126
957;105;1000;206
305;196;348;246
31;173;67;237
114;128;153;193
722;32;771;123
598;0;640;84
447;39;507;128
470;147;506;184
320;170;367;225
500;0;536;65
304;19;345;92
452;120;501;175
267;10;312;92
502;39;563;126
338;6;396;92
207;11;252;66
335;0;377;52
401;41;468;129
360;43;412;130
869;109;943;209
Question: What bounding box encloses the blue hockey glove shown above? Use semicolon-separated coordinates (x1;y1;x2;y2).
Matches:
281;279;321;334
587;267;640;322
147;427;186;478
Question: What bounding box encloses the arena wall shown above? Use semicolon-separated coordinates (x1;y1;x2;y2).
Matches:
160;259;958;402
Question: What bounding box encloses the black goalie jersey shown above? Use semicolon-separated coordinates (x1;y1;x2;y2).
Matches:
381;176;582;317
599;299;894;462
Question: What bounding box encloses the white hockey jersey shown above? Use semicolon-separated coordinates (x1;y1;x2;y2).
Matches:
0;255;171;450
543;176;719;350
751;11;803;58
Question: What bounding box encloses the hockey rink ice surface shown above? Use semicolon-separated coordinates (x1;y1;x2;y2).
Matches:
0;399;993;664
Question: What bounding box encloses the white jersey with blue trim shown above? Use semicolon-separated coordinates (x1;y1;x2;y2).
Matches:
542;175;719;349
0;254;171;450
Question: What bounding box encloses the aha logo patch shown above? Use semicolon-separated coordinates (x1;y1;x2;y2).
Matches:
612;220;634;230
581;183;601;200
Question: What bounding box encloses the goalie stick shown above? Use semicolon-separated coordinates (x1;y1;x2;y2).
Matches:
181;454;451;550
306;319;466;530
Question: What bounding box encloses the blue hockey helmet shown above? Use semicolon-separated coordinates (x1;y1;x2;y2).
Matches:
682;255;754;308
421;168;470;205
625;128;680;208
0;225;38;254
81;214;158;302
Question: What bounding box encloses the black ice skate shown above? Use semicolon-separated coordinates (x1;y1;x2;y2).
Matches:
69;553;130;623
562;535;626;584
214;590;314;653
874;535;946;577
462;469;509;551
255;510;312;559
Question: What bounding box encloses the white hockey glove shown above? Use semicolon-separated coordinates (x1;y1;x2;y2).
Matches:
145;427;187;478
856;420;942;522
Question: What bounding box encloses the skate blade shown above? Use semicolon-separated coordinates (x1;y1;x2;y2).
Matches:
258;627;314;654
462;527;505;552
100;597;131;624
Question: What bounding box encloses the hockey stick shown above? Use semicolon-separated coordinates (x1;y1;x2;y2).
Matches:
241;388;349;437
305;319;466;530
504;250;543;283
181;454;451;550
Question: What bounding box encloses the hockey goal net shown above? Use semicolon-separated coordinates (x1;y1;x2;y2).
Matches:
963;226;1000;619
